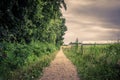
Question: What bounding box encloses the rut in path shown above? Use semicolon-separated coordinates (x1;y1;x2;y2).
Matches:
40;49;80;80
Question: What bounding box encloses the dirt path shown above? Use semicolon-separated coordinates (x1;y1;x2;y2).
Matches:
40;48;80;80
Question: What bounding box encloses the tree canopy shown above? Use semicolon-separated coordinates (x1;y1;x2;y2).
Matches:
0;0;67;46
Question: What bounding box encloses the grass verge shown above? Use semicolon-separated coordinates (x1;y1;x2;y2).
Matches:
63;44;120;80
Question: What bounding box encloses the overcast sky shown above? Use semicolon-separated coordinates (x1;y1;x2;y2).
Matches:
62;0;120;44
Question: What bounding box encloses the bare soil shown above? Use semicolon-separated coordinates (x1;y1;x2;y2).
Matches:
40;48;80;80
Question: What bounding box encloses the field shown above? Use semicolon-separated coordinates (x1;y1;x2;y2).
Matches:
63;43;120;80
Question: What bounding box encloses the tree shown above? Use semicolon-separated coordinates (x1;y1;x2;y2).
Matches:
75;38;79;51
0;0;67;46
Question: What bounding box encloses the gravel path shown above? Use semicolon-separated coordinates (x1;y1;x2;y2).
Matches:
40;48;80;80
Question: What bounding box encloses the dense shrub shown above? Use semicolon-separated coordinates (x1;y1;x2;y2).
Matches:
0;0;67;80
0;41;57;80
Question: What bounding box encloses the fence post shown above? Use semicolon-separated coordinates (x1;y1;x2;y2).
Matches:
81;43;83;55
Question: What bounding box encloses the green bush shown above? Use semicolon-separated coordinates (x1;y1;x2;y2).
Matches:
7;52;56;80
0;41;57;80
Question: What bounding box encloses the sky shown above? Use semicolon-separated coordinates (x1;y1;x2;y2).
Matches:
62;0;120;44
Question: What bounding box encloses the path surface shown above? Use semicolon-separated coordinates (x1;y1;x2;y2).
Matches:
40;49;80;80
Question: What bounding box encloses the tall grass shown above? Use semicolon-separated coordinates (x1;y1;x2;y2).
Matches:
63;43;120;80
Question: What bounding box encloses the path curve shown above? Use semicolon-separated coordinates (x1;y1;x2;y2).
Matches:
40;48;80;80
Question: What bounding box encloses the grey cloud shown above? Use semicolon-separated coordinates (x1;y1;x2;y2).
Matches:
73;1;120;29
63;0;120;44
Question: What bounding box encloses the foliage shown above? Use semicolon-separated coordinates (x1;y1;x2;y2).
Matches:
63;43;120;80
0;0;67;79
0;0;67;45
0;41;57;80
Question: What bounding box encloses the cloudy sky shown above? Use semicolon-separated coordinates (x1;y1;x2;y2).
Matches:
62;0;120;44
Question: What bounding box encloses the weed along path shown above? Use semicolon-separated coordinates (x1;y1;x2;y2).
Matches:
40;48;80;80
